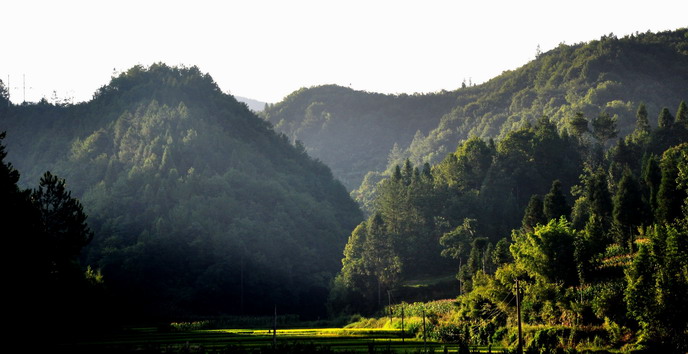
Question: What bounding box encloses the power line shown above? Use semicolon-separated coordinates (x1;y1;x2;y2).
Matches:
480;293;515;322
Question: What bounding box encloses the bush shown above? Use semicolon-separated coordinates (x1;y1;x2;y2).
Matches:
389;300;457;317
170;320;210;331
492;327;508;343
404;317;423;337
529;328;559;351
432;322;464;342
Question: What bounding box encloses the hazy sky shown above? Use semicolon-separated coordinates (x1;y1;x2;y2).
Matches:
2;0;686;104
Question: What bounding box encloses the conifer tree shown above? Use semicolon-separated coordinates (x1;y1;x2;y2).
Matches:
575;214;607;284
587;168;613;223
568;112;589;139
642;154;662;222
657;225;688;349
1;132;42;318
522;195;546;233
362;213;401;306
0;132;29;213
32;171;94;283
635;103;651;133
612;168;646;246
656;146;685;223
492;238;512;266
402;159;414;185
543;180;570;221
0;80;8;112
591;112;618;145
625;243;658;334
658;107;674;129
675;101;688;128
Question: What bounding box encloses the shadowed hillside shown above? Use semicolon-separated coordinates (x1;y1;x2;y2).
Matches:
0;64;363;319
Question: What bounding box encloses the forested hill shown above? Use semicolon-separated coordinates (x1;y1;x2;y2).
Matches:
261;85;459;190
261;28;688;197
409;29;688;164
0;64;363;319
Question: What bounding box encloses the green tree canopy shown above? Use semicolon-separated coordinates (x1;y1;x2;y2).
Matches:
591;112;618;145
612;168;646;245
635;103;651;134
543;180;570;221
522;195;546;233
658;107;674;129
510;217;578;286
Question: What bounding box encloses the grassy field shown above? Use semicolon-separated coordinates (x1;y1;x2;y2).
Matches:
62;326;505;353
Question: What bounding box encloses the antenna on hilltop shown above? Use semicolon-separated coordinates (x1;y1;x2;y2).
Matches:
20;74;34;103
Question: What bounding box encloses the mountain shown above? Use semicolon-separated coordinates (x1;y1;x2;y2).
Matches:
408;29;688;164
235;96;268;112
0;64;363;319
261;29;688;202
261;85;458;190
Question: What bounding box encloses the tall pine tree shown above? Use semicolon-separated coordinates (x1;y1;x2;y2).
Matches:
543;180;570;221
612;168;646;247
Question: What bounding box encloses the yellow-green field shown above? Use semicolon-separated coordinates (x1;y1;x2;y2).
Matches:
64;326;503;353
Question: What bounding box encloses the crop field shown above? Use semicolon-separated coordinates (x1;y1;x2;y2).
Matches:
63;326;504;353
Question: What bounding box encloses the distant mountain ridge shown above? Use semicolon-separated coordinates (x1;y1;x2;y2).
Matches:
260;28;688;203
235;96;268;112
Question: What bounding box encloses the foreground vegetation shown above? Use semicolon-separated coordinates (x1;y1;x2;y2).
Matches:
331;99;688;353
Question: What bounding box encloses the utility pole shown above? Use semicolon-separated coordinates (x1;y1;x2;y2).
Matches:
239;253;244;314
422;308;427;353
516;279;523;354
387;290;392;325
401;304;404;342
459;258;463;295
273;305;277;350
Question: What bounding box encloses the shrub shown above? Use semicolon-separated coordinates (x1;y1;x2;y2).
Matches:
432;322;464;342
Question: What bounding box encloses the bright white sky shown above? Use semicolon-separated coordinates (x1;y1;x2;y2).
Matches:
2;0;687;104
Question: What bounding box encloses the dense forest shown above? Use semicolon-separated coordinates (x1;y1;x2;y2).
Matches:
0;65;363;322
261;29;688;211
329;99;688;351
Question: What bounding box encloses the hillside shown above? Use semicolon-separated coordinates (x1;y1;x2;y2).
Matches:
0;64;363;319
409;29;688;163
261;29;688;201
261;85;458;190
